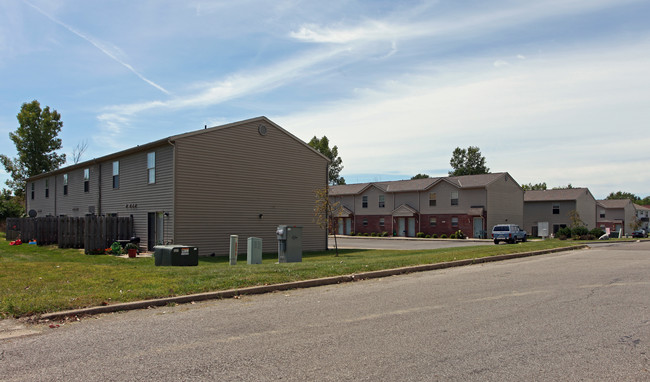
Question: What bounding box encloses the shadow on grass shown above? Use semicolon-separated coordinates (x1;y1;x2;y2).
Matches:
197;249;371;264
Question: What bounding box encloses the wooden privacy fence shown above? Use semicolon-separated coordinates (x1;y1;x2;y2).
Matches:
84;215;134;254
5;216;134;254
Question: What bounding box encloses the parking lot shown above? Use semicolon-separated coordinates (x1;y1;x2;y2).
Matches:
328;235;494;250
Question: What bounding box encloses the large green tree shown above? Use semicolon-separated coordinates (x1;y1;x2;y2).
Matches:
606;191;640;201
448;146;489;176
411;173;430;180
522;182;547;191
0;100;66;197
308;135;346;185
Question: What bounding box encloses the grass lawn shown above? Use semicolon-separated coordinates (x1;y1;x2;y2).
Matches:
1;232;582;318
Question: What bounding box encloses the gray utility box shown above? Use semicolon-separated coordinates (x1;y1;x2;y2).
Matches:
154;245;199;266
276;225;302;263
247;237;263;264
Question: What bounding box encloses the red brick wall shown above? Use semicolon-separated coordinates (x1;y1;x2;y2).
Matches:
354;215;392;235
348;213;480;237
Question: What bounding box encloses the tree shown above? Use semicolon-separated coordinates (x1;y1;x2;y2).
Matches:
0;100;66;197
448;146;489;176
314;185;342;256
411;173;430;180
606;191;640;201
552;184;574;190
308;136;345;185
0;189;24;222
71;139;88;164
522;182;547;191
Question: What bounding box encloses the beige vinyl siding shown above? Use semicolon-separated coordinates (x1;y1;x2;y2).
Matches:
524;201;575;233
173;120;328;255
485;174;524;229
100;144;174;246
358;187;392;214
393;192;418;211
575;192;597;229
26;176;56;216
55;164;101;217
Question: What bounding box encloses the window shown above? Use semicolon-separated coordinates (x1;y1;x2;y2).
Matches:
31;183;34;200
378;195;385;208
429;217;437;227
362;218;368;226
429;192;436;207
552;204;560;214
451;191;458;206
147;152;156;184
379;218;385;226
45;179;49;198
84;169;90;193
451;217;459;228
112;161;119;189
362;196;368;208
599;209;605;219
63;174;68;195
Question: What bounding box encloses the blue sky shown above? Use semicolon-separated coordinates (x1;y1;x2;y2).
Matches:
1;0;649;199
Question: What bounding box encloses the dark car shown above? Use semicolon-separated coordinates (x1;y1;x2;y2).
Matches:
631;230;648;238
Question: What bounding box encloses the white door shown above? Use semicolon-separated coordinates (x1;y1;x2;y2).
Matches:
338;219;344;235
398;218;406;237
408;218;416;237
473;217;483;238
346;219;352;235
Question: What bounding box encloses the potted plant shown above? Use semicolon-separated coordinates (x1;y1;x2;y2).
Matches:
125;243;138;258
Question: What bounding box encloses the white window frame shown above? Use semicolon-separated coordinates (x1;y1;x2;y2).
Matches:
147;152;156;184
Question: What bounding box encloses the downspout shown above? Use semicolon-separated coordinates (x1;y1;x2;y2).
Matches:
168;138;176;244
54;175;57;216
96;160;102;216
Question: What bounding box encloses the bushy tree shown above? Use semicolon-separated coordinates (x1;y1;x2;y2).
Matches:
314;186;343;256
522;182;547;191
411;173;430;179
0;100;66;197
308;136;345;185
606;191;640;201
0;189;24;221
449;146;489;176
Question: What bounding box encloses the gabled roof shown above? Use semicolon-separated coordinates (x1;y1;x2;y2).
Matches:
634;204;650;211
27;116;328;181
524;188;592;202
330;172;510;196
597;199;634;209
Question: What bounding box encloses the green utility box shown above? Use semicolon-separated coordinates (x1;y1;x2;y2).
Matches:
154;245;199;266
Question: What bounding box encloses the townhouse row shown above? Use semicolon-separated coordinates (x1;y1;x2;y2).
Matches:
25;117;330;255
330;174;649;238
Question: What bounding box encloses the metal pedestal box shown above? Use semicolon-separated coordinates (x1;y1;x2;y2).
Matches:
154;245;199;266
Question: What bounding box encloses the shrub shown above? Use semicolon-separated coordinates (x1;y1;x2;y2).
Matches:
454;230;465;239
431;234;438;238
370;232;377;237
589;228;605;238
356;232;364;236
450;233;457;239
440;234;447;239
571;226;589;237
363;232;370;236
558;235;568;240
425;234;431;238
381;231;389;237
557;227;572;238
416;232;425;238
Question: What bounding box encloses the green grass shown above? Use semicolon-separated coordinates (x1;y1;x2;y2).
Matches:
1;232;580;318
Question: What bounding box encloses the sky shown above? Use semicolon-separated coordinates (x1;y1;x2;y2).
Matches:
1;0;649;200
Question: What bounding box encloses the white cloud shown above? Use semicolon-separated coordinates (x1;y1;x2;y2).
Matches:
22;0;170;95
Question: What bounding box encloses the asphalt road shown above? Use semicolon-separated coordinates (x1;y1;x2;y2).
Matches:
1;242;649;381
330;235;493;250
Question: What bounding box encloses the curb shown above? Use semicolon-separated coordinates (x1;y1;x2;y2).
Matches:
38;244;588;321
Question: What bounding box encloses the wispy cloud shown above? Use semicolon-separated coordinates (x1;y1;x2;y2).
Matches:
22;0;170;95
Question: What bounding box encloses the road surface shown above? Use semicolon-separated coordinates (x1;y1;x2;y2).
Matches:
1;241;648;381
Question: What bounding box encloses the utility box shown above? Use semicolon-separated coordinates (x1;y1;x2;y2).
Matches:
154;245;199;266
276;225;302;263
247;237;263;264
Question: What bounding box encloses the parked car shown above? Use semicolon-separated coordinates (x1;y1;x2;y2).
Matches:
631;230;648;238
492;224;527;244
